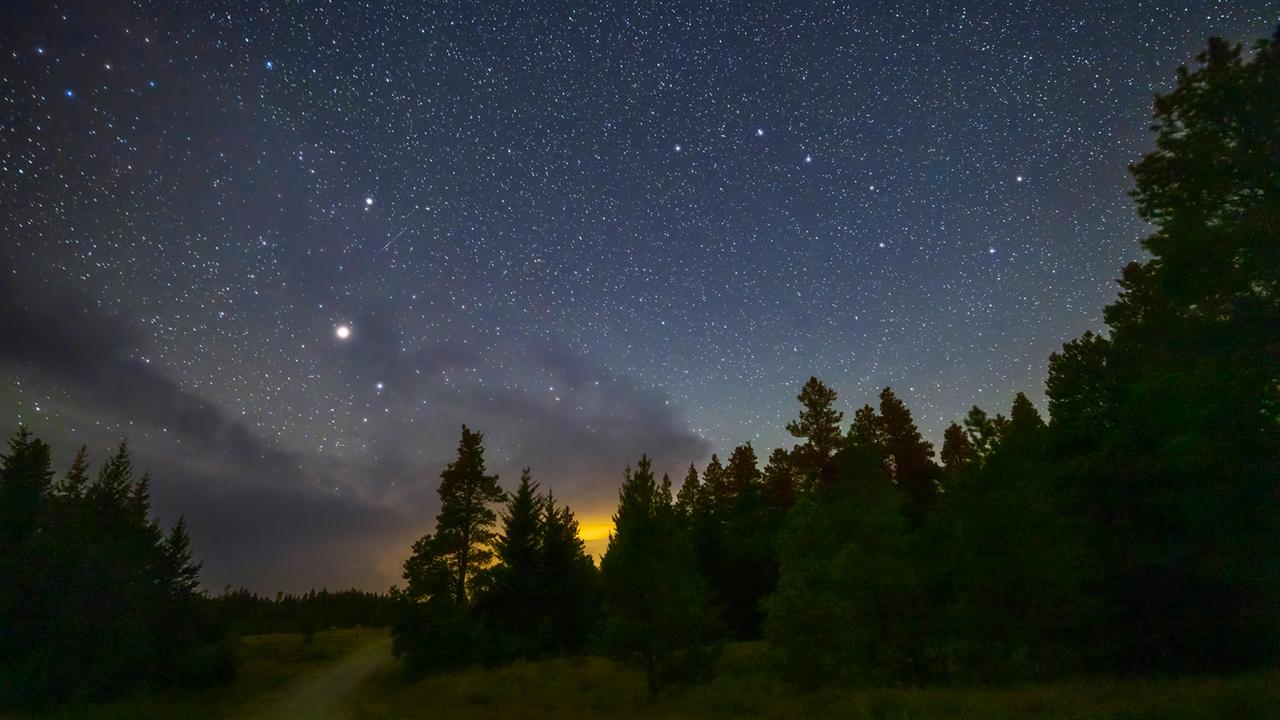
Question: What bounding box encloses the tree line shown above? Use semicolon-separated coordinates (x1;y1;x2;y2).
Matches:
391;32;1279;692
0;435;399;709
0;436;233;706
211;587;396;637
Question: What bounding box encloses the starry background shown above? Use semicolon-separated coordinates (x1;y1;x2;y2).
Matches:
2;1;1274;592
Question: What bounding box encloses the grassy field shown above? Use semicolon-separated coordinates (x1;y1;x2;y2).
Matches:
8;633;1280;719
6;627;388;720
353;642;1280;720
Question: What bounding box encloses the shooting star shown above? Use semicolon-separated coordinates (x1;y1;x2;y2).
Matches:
381;224;410;251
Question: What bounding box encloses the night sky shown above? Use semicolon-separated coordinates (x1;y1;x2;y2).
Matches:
2;2;1274;592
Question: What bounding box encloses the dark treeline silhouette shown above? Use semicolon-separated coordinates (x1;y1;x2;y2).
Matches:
393;31;1279;692
393;426;601;676
211;587;396;637
0;435;233;707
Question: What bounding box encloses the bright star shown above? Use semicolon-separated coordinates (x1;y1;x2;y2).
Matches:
365;197;374;206
756;128;764;137
804;154;812;163
1016;175;1024;182
674;144;682;153
376;382;384;391
265;60;274;70
335;324;352;340
64;89;74;98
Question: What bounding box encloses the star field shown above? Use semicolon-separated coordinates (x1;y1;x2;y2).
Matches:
2;1;1275;591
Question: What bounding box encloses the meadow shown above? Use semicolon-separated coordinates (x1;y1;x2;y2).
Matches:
7;630;1280;719
353;642;1280;720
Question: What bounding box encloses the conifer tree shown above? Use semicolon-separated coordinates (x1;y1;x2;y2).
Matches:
537;492;600;653
761;448;796;509
0;426;53;546
479;468;544;658
786;377;843;488
723;442;761;502
876;388;939;523
674;463;701;519
940;422;975;473
433;425;505;605
601;456;717;695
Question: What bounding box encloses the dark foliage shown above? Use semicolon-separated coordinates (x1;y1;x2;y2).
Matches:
210;586;396;636
393;429;599;675
0;431;232;708
600;457;719;696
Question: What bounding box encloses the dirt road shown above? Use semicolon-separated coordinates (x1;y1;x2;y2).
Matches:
243;636;392;720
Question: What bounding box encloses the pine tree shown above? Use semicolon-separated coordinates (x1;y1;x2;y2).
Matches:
962;406;1001;465
537;492;600;653
55;445;90;498
0;425;54;546
479;468;544;658
761;448;796;509
433;425;506;605
601;456;717;695
940;422;975;473
674;463;701;519
699;453;728;509
723;442;761;502
1044;31;1280;671
163;517;202;597
876;388;939;523
786;377;843;488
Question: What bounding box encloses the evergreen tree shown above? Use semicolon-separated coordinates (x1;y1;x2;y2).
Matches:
0;426;53;546
760;448;796;509
876;388;939;524
766;440;927;683
1043;31;1280;671
940;422;975;474
601;456;717;695
1;431;230;707
786;377;843;488
536;492;600;653
433;425;506;605
673;463;701;519
723;442;761;501
477;468;545;658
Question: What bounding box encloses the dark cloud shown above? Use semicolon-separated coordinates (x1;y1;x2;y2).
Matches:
0;266;709;591
0;264;299;480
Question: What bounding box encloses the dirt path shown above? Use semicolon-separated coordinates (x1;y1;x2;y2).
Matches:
242;636;393;720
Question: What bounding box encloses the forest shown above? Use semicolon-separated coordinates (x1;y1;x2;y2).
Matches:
1;28;1277;717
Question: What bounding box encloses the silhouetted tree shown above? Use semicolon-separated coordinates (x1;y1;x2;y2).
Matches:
536;492;600;653
786;377;843;489
433;425;506;605
1;431;230;707
760;447;796;509
940;422;975;474
601;456;717;695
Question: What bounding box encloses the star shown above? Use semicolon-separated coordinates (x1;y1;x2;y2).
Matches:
674;144;682;153
365;197;374;206
335;324;352;340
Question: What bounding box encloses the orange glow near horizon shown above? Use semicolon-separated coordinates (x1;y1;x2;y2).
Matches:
577;516;614;561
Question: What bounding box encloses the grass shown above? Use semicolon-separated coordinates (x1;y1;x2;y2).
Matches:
5;627;388;720
8;633;1279;719
352;642;1280;720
